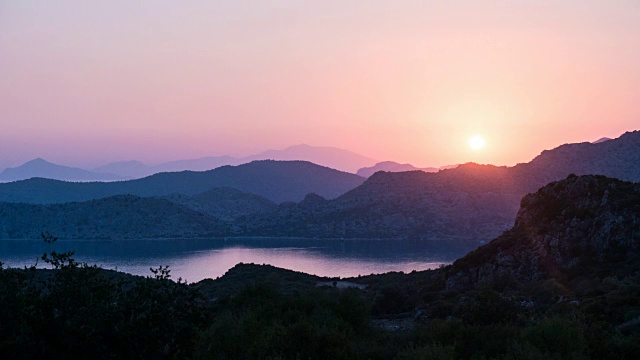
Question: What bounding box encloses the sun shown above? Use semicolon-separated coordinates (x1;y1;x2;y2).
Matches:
468;135;486;150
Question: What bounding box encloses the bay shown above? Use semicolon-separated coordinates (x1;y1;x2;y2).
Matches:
0;238;455;282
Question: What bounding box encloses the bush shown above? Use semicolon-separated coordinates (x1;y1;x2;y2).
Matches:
523;317;587;359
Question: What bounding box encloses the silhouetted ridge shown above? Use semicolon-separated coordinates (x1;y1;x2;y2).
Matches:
513;130;640;191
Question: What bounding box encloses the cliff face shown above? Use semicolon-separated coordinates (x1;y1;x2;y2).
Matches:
447;175;640;290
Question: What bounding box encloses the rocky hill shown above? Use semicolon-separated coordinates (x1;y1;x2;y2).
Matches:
447;174;640;290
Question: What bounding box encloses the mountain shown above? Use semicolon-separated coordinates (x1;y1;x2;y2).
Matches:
244;144;378;173
447;174;640;290
94;144;377;178
356;161;439;178
92;161;151;179
510;130;640;190
0;187;278;240
234;163;522;250
151;156;240;174
93;157;241;179
232;131;640;251
3;175;640;359
2;132;639;247
163;187;277;221
0;158;124;182
345;175;640;357
0;194;228;240
0;160;365;204
593;137;612;143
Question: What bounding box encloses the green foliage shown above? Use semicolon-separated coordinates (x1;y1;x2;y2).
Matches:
40;232;78;269
372;285;413;315
194;285;371;359
454;290;524;325
523;317;587;359
0;238;208;359
394;344;456;360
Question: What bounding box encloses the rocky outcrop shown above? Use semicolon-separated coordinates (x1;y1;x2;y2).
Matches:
447;175;640;290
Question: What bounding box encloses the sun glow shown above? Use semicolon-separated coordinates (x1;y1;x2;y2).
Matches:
468;135;486;151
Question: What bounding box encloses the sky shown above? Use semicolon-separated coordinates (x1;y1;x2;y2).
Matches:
1;1;639;169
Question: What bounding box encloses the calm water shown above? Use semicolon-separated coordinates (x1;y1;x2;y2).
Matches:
0;238;456;282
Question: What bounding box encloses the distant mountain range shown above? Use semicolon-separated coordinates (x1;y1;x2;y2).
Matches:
1;131;639;252
0;160;365;204
0;144;377;182
90;144;378;179
0;158;123;182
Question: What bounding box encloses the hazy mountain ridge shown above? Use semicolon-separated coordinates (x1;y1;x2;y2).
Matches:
1;144;376;181
89;144;377;178
92;161;151;179
0;158;124;182
245;144;377;173
593;137;612;143
0;160;365;204
356;161;440;178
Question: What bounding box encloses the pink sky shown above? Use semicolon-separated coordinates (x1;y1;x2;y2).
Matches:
1;1;639;169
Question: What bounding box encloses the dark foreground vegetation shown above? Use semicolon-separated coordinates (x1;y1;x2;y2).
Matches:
2;175;640;359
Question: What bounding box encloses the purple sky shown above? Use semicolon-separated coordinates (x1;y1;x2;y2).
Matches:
1;1;639;169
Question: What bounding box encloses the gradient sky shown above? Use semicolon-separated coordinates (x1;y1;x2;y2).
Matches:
1;1;639;169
